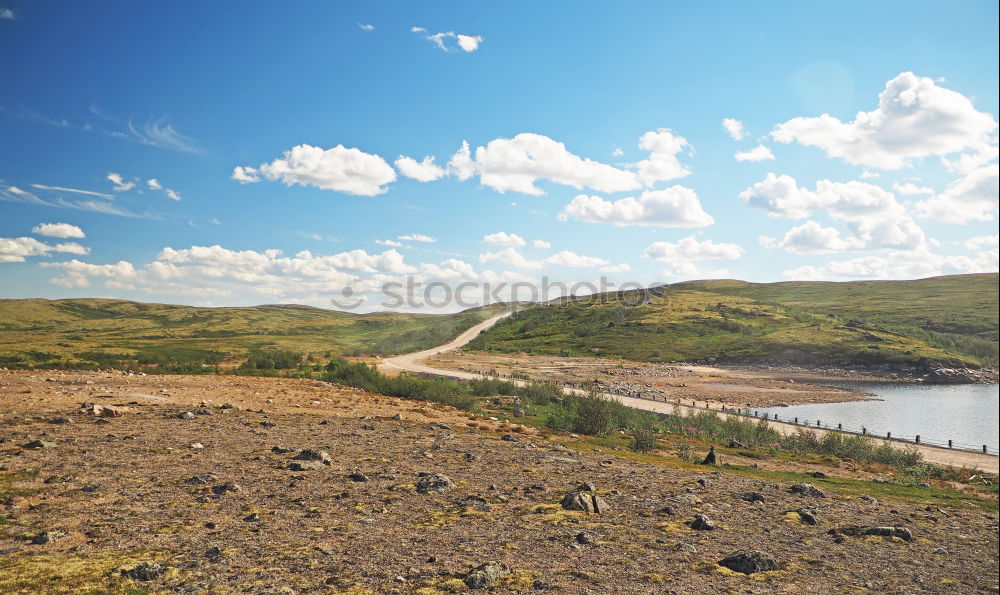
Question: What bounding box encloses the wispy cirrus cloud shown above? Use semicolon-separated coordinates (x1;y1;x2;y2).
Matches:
1;184;158;219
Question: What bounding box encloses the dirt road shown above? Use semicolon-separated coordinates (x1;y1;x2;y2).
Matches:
380;311;1000;473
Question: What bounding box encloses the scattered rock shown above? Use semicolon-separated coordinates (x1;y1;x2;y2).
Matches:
512;408;526;418
675;542;698;554
831;525;914;542
50;417;73;424
575;531;596;544
22;440;56;449
859;494;878;504
31;530;70;544
560;487;610;514
740;492;765;504
718;550;781;574
210;482;242;495
789;483;826;498
185;473;219;485
189;443;204;449
416;473;454;494
117;562;165;581
243;513;260;522
288;461;325;471
293;449;332;464
176;411;195;420
501;434;519;442
347;471;369;482
795;509;820;525
690;513;715;530
464;561;511;589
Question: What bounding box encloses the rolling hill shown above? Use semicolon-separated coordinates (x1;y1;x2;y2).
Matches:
466;274;999;368
0;298;505;370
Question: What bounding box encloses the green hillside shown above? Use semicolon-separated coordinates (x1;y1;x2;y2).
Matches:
0;298;505;370
467;274;998;368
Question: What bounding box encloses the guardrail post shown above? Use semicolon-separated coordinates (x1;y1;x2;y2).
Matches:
838;423;842;430
862;427;866;435
915;435;920;444
887;431;891;439
816;420;821;427
983;445;987;454
948;439;952;449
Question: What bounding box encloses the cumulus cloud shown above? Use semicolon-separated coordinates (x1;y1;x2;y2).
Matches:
892;182;933;195
411;27;483;52
106;172;135;192
772;72;999;170
398;233;436;243
479;247;543;269
545;250;609;268
147;178;163;190
358;23;375;31
722;118;746;140
600;263;631;273
783;248;997;281
448;134;641;195
32;222;85;239
734;145;775;162
635;129;692;184
40;259;135;288
741;174;926;252
231;166;260;184
965;235;999;250
1;236;90;262
643;236;745;262
766;220;859;254
237;144;396;196
532;239;551;249
482;232;526;247
915;164;999;223
558;187;714;228
394;155;446;182
375;239;403;247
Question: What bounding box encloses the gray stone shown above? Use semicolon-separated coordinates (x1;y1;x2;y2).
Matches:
789;482;826;498
22;440;56;449
560;490;610;514
464;561;511;589
416;473;454;494
718;550;781;574
31;530;70;545
117;562;165;581
690;513;715;530
293;449;332;464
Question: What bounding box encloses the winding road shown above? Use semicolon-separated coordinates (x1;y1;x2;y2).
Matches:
379;311;999;473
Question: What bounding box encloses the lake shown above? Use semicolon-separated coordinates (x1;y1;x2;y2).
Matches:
755;382;999;454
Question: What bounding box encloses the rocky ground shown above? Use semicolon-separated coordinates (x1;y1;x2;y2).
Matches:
423;353;874;408
1;371;998;593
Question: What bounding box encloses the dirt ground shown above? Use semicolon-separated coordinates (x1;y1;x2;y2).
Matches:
1;371;998;594
425;352;871;408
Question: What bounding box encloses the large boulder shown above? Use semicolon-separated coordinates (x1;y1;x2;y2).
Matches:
560;484;610;514
789;482;826;498
416;473;454;494
690;513;716;530
464;561;511;589
718;550;781;574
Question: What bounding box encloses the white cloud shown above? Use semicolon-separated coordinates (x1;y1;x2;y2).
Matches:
394;155;446;182
375;239;403;247
965;235;999;250
30;183;113;198
558;187;714;228
772;72;999;170
456;34;483;52
412;27;483;53
892;182;933;195
722;118;746;140
231;166;260;184
915;164;999;223
398;233;436;243
741;174;926;252
635;129;691;184
165;189;181;201
545;250;609;268
600;263;631;273
126;116;205;154
769;220;858;254
479;247;543;269
32;222;85;239
358;23;375;31
240;144;397;196
482;232;526;247
1;8;15;19
1;236;90;262
643;235;745;262
449;134;641;195
147;178;163;190
40;259;135;288
860;169;880;179
106;172;135;192
783;248;997;281
532;239;551;249
734;145;775;162
739;173;820;218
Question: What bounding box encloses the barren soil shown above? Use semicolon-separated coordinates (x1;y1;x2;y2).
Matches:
425;352;870;408
2;371;998;594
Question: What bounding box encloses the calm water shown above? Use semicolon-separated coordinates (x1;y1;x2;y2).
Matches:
755;382;999;454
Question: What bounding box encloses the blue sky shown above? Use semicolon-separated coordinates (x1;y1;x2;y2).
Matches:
1;1;998;311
